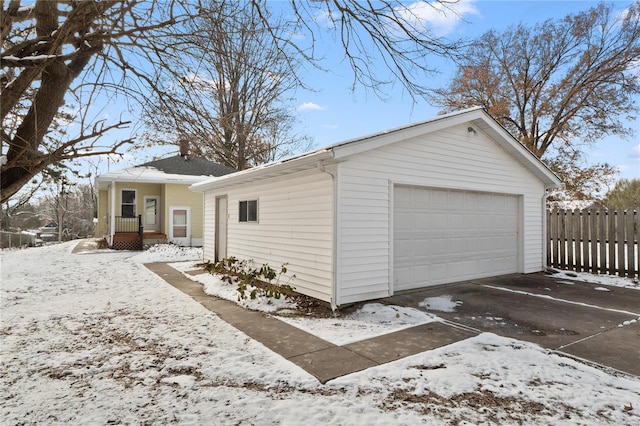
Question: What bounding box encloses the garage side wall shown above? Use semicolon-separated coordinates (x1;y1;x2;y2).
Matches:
203;191;216;262
202;168;335;303
336;123;546;305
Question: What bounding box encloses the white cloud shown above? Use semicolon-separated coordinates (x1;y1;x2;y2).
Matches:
397;0;479;37
297;102;324;112
323;124;338;129
629;144;640;161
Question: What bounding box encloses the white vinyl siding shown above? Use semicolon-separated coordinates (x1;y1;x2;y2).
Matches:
335;123;545;305
203;192;216;262
205;169;334;303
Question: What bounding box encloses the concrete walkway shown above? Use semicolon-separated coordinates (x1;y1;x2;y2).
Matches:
71;239;99;254
144;263;475;383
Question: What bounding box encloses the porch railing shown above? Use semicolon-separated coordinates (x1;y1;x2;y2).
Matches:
113;215;144;250
115;215;143;234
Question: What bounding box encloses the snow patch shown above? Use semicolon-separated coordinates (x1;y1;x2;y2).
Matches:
131;244;202;263
2;242;639;425
552;269;639;290
419;295;463;312
277;303;439;345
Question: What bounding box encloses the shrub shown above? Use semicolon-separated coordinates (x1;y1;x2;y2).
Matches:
202;257;295;301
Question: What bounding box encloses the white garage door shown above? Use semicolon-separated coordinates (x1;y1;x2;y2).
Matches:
394;186;519;292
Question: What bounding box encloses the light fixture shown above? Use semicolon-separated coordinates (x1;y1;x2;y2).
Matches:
467;126;477;135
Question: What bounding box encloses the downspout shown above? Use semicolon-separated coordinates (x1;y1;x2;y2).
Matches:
317;160;338;311
201;193;206;263
541;188;552;271
110;181;116;247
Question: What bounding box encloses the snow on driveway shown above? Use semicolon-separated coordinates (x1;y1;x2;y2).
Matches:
1;242;639;425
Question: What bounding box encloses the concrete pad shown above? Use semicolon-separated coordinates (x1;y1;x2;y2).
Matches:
559;322;640;376
344;322;476;364
388;281;634;348
288;346;378;384
385;273;640;377
474;274;640;315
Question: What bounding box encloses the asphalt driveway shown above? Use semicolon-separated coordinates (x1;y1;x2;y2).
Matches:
385;273;640;377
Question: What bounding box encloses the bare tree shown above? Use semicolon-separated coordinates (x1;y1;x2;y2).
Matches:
431;2;640;199
267;0;465;98
145;1;311;170
1;0;193;203
37;176;96;240
2;0;462;201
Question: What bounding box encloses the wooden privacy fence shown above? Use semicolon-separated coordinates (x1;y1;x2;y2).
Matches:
547;208;639;278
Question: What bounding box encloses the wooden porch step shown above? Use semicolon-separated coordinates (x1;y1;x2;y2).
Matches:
143;232;167;246
143;232;167;240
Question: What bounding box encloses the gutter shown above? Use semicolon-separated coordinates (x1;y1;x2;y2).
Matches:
190;150;334;193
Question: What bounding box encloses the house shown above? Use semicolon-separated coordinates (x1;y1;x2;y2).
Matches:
95;153;236;249
190;107;563;309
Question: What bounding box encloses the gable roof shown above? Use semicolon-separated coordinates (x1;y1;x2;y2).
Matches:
191;107;562;192
95;155;236;190
138;155;237;177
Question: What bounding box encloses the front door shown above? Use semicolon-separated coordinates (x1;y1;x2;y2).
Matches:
144;196;160;232
169;206;190;246
215;196;227;261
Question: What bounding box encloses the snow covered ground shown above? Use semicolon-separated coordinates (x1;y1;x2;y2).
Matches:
1;241;639;425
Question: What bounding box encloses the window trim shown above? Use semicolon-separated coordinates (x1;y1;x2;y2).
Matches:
239;199;258;223
121;189;137;218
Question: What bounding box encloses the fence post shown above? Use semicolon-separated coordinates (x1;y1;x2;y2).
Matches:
625;210;635;278
597;210;606;274
549;208;558;269
574;208;581;270
581;209;590;273
558;209;565;269
608;210;615;275
637;209;640;279
565;209;576;271
616;211;625;277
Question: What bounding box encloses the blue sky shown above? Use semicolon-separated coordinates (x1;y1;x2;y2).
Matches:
102;0;639;185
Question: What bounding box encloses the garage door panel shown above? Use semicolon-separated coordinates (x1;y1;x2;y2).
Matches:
394;186;519;292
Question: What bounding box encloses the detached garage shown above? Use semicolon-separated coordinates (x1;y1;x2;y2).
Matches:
191;107;562;309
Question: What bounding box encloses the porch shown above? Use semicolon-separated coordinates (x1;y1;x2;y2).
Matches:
110;216;167;250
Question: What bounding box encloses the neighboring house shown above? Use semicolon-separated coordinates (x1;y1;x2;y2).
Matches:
96;153;235;249
191;107;563;309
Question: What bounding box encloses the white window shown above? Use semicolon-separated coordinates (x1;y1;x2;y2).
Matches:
172;209;188;237
121;190;136;218
239;200;258;222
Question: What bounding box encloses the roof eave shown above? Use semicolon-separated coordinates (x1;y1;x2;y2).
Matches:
95;171;213;190
190;150;334;192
